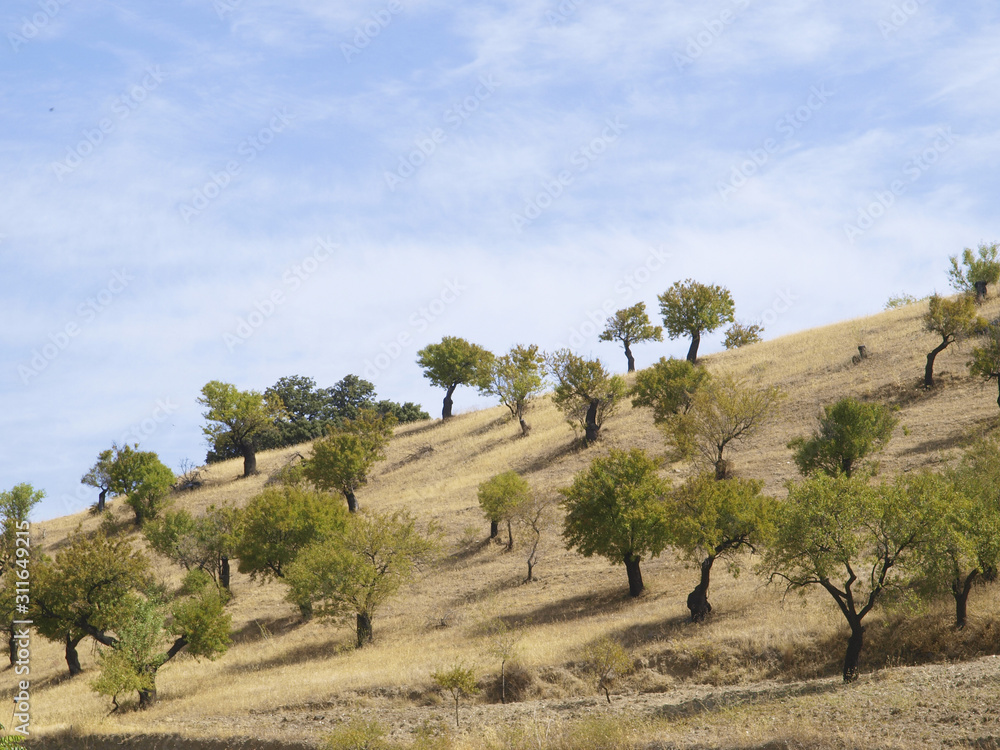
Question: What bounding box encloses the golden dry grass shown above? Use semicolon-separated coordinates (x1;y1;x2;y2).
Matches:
16;295;1000;749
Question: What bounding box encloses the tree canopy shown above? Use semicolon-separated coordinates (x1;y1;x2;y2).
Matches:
198;381;281;476
479;344;546;435
788;397;897;478
547;349;626;444
106;444;175;526
658;279;735;363
948;241;1000;300
416;336;494;419
477;471;532;549
560;448;671;597
630;357;710;424
923;293;985;387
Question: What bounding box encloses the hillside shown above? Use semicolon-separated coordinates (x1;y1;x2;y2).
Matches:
19;296;1000;750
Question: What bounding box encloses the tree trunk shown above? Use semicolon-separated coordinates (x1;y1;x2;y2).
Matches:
500;658;507;705
975;281;988;302
686;331;701;363
526;557;534;583
624;344;635;373
843;622;864;683
241;445;258;477
356;611;373;648
344;489;358;514
442;384;458;419
138;683;157;709
65;634;83;677
953;571;978;629
714;457;730;481
220;555;231;594
995;376;1000;410
687;557;714;623
489;520;499;539
506;520;514;551
842;456;854;478
584;399;600;444
97;488;107;513
925;340;950;387
519;418;530;436
857;345;868;360
624;554;644;597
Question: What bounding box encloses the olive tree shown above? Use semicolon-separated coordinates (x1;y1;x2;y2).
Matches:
416;336;494;419
762;474;936;683
560;449;671;597
788;397;897;478
630;357;710;424
662;373;783;480
143;504;238;594
479;344;546;435
106;444;175;526
0;484;43;667
598;302;663;372
668;474;776;622
284;510;436;647
948;242;1000;301
81;449;115;513
477;471;531;549
923;294;984;387
546;349;627;444
658;279;735;363
198;381;282;476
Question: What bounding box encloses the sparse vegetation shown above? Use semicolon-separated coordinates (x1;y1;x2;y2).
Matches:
431;662;479;727
948;241;1000;301
477;471;531;549
479;344;546;435
723;320;763;349
546;349;626;444
417;337;494;419
788;397;897;478
581;636;631;704
658;279;736;363
923;293;984;387
598;302;663;372
629;357;710;423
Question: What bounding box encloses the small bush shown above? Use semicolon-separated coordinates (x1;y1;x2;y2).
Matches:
322;719;397;750
482;661;535;704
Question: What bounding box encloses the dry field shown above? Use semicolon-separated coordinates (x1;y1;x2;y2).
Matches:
16;296;1000;750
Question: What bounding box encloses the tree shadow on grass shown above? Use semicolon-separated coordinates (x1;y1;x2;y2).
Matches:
229;614;305;647
649;677;843;722
499;587;636;629
223;634;350;675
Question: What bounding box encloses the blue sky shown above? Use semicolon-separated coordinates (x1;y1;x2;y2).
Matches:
2;0;999;520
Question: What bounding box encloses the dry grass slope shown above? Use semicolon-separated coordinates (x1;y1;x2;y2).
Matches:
17;296;1000;750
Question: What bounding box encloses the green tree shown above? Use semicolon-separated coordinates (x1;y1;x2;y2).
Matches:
923;294;984;387
284;510;436;648
662;373;783;480
788;397;897;478
658;279;736;363
144;504;238;594
31;530;152;677
762;474;936;682
479;344;546;436
106;444;175;526
581;636;631;704
198;381;281;476
374;399;430;424
416;336;494;419
90;582;230;709
630;357;710;424
723;321;764;350
515;494;554;583
546;349;627;444
81;449;115;513
233;484;347;582
560;449;671;597
668;474;776;622
477;471;531;549
599;302;663;372
969;324;1000;409
0;484;43;668
303;410;396;513
431;662;479;727
948;241;1000;301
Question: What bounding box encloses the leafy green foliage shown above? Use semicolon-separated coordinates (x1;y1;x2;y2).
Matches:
431;662;479;727
546;349;626;444
303;410;396;512
630;357;710;424
416;337;494;418
598;302;663;371
479;344;546;433
581;636;631;704
143;504;237;589
560;449;671;596
723;321;763;349
657;279;736;362
0;483;42;567
322;719;397;750
788;397;897;478
923;293;986;386
105;444;175;526
662;373;783;479
477;471;532;548
969;324;1000;409
885;292;920;310
81;449;115;511
948;241;1000;296
233;485;348;583
198;381;282;474
284;510;436;647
